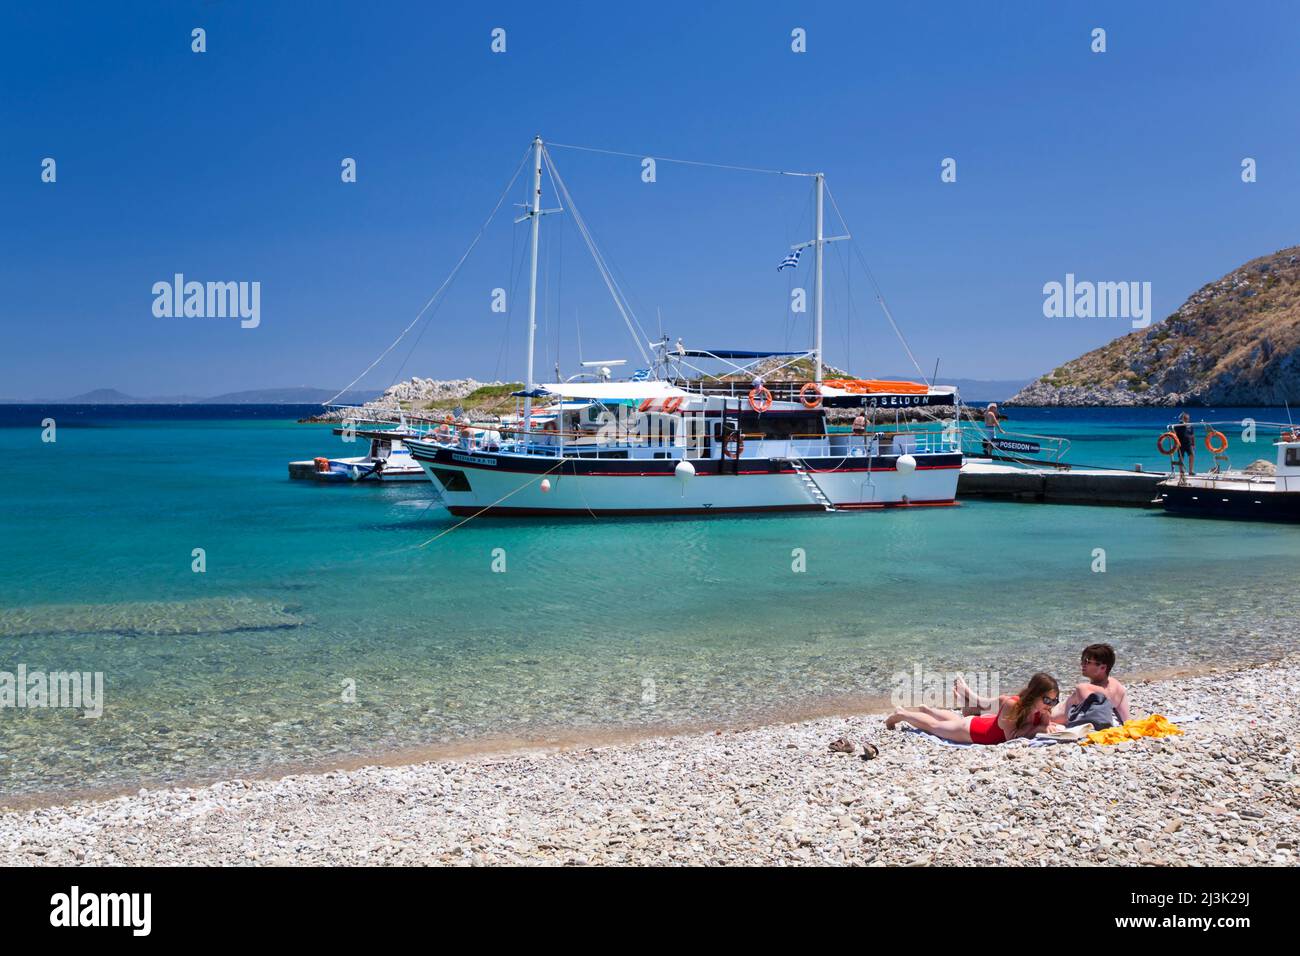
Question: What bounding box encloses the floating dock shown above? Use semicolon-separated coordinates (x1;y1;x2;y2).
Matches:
958;460;1167;506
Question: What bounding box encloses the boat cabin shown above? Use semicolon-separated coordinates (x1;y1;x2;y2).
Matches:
1275;437;1300;489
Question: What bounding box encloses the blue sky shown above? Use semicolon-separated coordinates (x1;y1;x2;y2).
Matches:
2;1;1297;397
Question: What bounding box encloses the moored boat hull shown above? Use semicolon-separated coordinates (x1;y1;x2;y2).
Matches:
1157;484;1300;522
413;445;961;516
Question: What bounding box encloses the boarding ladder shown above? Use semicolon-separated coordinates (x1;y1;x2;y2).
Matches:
786;458;837;512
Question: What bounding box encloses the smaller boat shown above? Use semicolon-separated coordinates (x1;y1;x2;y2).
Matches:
1154;422;1300;522
289;424;433;483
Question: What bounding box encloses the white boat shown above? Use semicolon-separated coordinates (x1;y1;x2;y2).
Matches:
403;137;963;516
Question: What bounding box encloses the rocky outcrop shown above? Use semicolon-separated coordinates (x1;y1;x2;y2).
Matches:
377;377;500;405
1010;246;1300;406
300;377;508;423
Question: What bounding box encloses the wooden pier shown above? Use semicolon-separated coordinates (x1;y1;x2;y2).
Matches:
958;461;1167;506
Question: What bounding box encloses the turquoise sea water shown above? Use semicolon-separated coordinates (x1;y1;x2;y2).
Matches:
2;404;1298;801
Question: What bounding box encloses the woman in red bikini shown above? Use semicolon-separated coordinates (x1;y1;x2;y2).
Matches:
884;672;1060;745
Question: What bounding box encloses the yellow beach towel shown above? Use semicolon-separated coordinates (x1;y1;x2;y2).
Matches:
1079;714;1183;746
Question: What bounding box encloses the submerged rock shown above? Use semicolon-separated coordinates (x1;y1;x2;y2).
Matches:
0;597;306;638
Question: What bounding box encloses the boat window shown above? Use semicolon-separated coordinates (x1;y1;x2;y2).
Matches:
370;439;392;459
1287;447;1300;467
428;468;472;491
739;413;824;441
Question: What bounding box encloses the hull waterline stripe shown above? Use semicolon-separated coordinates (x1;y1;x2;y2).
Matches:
444;498;957;517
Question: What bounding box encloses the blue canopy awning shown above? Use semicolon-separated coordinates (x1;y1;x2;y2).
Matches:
680;349;808;360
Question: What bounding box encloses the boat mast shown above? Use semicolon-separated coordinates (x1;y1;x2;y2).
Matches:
813;172;825;384
523;135;544;438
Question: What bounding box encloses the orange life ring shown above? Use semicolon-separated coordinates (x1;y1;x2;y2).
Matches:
314;456;331;473
721;431;745;460
638;398;656;413
1156;432;1179;456
799;382;822;409
662;396;683;414
748;386;773;413
1205;429;1228;454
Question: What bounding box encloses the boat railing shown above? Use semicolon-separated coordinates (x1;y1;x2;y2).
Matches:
959;422;1071;465
672;380;814;402
413;422;962;459
1164;419;1299;437
1156;420;1300;476
670;379;954;405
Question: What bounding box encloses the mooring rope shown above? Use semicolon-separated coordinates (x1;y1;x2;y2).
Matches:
415;456;568;547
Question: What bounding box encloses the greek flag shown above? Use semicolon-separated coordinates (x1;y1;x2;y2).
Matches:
630;368;651;381
777;248;801;271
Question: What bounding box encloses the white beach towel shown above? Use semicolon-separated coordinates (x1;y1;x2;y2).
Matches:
902;727;973;748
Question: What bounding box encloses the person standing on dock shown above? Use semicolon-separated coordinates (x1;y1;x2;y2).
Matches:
1174;412;1195;475
981;403;1003;457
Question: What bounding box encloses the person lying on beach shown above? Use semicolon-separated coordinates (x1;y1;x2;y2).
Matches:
953;644;1129;729
885;672;1060;745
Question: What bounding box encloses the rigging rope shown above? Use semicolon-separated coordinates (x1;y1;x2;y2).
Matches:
542;147;654;367
823;182;931;385
547;141;814;178
324;146;533;406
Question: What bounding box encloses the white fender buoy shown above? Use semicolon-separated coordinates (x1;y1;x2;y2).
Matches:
540;478;552;493
675;459;695;496
897;453;917;475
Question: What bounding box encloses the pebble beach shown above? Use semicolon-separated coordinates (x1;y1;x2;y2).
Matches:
2;656;1297;866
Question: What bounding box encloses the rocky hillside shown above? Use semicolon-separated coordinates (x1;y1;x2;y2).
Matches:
1010;246;1300;406
300;377;513;423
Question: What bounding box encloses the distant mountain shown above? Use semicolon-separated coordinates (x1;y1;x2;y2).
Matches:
198;388;383;404
1;388;383;405
59;388;178;404
1010;245;1300;406
925;377;1032;403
